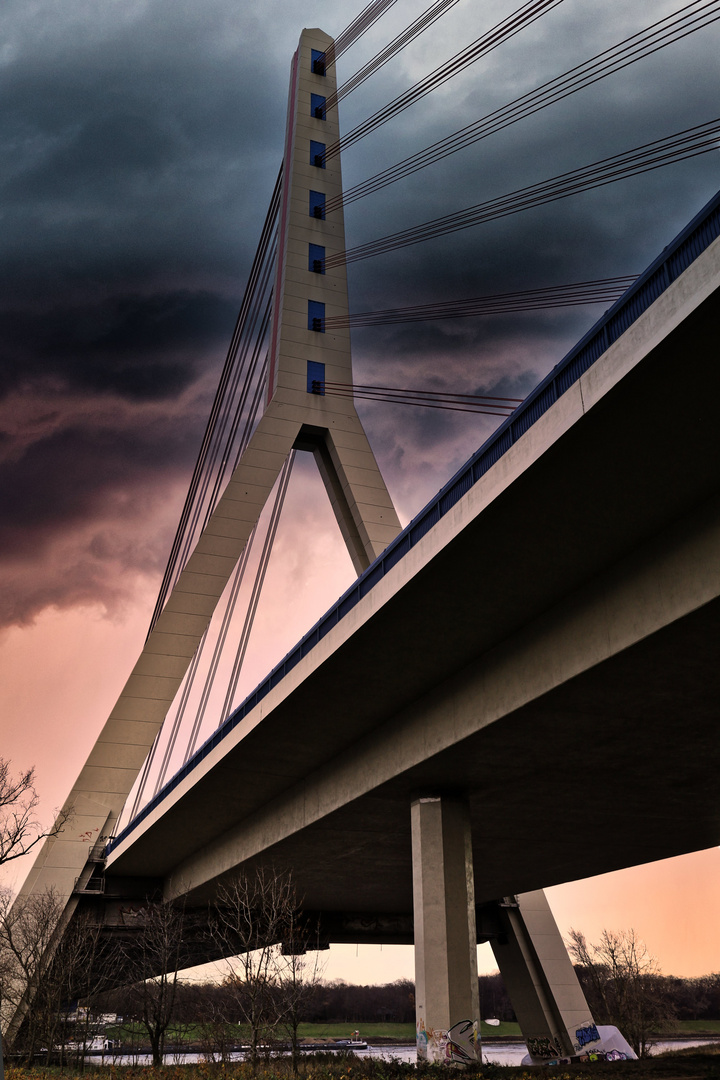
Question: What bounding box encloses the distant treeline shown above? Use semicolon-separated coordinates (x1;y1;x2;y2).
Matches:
658;973;720;1020
102;971;720;1026
305;972;720;1025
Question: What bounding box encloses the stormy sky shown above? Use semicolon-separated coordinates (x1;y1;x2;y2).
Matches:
2;0;720;974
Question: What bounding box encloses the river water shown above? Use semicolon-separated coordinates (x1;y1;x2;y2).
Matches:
98;1037;718;1067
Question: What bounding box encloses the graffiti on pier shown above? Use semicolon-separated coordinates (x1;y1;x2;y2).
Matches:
527;1035;563;1059
574;1048;630;1063
575;1023;600;1049
447;1019;479;1064
416;1017;479;1065
416;1017;439;1063
416;1017;429;1061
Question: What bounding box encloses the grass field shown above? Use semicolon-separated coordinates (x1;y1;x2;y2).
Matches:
105;1021;523;1044
275;1020;720;1041
294;1023;416;1040
293;1022;523;1041
667;1020;720;1035
238;1020;720;1042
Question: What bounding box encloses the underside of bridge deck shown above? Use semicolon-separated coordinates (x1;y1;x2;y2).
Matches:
104;242;720;940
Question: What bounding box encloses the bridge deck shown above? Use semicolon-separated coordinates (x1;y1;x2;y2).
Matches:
106;193;720;930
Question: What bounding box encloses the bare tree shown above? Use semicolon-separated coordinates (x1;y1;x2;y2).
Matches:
275;911;326;1076
0;760;71;1077
55;911;111;1067
114;900;187;1066
0;886;65;1061
192;983;235;1064
567;928;674;1056
0;759;68;867
211;867;297;1071
0;888;110;1068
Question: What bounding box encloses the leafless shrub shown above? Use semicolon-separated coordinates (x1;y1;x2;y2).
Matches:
567;927;675;1056
0;758;69;867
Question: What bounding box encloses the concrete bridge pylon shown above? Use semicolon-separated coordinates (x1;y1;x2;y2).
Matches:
4;25;402;1046
259;26;403;574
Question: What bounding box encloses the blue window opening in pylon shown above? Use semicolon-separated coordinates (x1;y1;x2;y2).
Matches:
309;244;325;274
311;94;326;120
311;49;326;76
308;300;325;332
310;141;326;168
307;361;325;394
309;190;325;219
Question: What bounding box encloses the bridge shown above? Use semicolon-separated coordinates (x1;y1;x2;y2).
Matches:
105;179;720;909
102;178;720;1062
5;10;720;1069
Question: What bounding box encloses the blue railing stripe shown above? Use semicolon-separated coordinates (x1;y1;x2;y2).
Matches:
107;187;720;856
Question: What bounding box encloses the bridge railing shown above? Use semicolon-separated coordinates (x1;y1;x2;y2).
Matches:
107;185;720;857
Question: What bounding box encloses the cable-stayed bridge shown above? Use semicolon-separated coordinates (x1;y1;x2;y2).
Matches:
5;1;720;1066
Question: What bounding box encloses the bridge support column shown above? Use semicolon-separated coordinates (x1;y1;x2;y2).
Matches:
490;890;601;1062
411;796;480;1065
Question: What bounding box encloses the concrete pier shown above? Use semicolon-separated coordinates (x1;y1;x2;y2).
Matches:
491;891;599;1061
411;796;480;1065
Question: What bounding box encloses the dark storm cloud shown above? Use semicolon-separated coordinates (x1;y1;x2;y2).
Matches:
0;0;295;307
4;113;180;200
0;417;188;558
0;0;298;627
1;290;237;398
0;375;211;625
2;0;719;628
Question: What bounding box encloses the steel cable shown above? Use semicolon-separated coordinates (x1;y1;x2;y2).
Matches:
326;119;720;266
328;0;720;209
324;277;637;327
181;524;258;765
140;345;273;803
168;259;275;592
325;0;402;68
324;0;566;162
136;174;279;812
219;452;296;724
149;168;281;633
327;0;462;110
318;382;521;416
151;627;211;797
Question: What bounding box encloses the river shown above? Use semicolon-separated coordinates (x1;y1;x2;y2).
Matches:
94;1036;718;1067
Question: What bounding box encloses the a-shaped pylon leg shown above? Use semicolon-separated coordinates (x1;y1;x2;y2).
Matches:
490;891;602;1062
